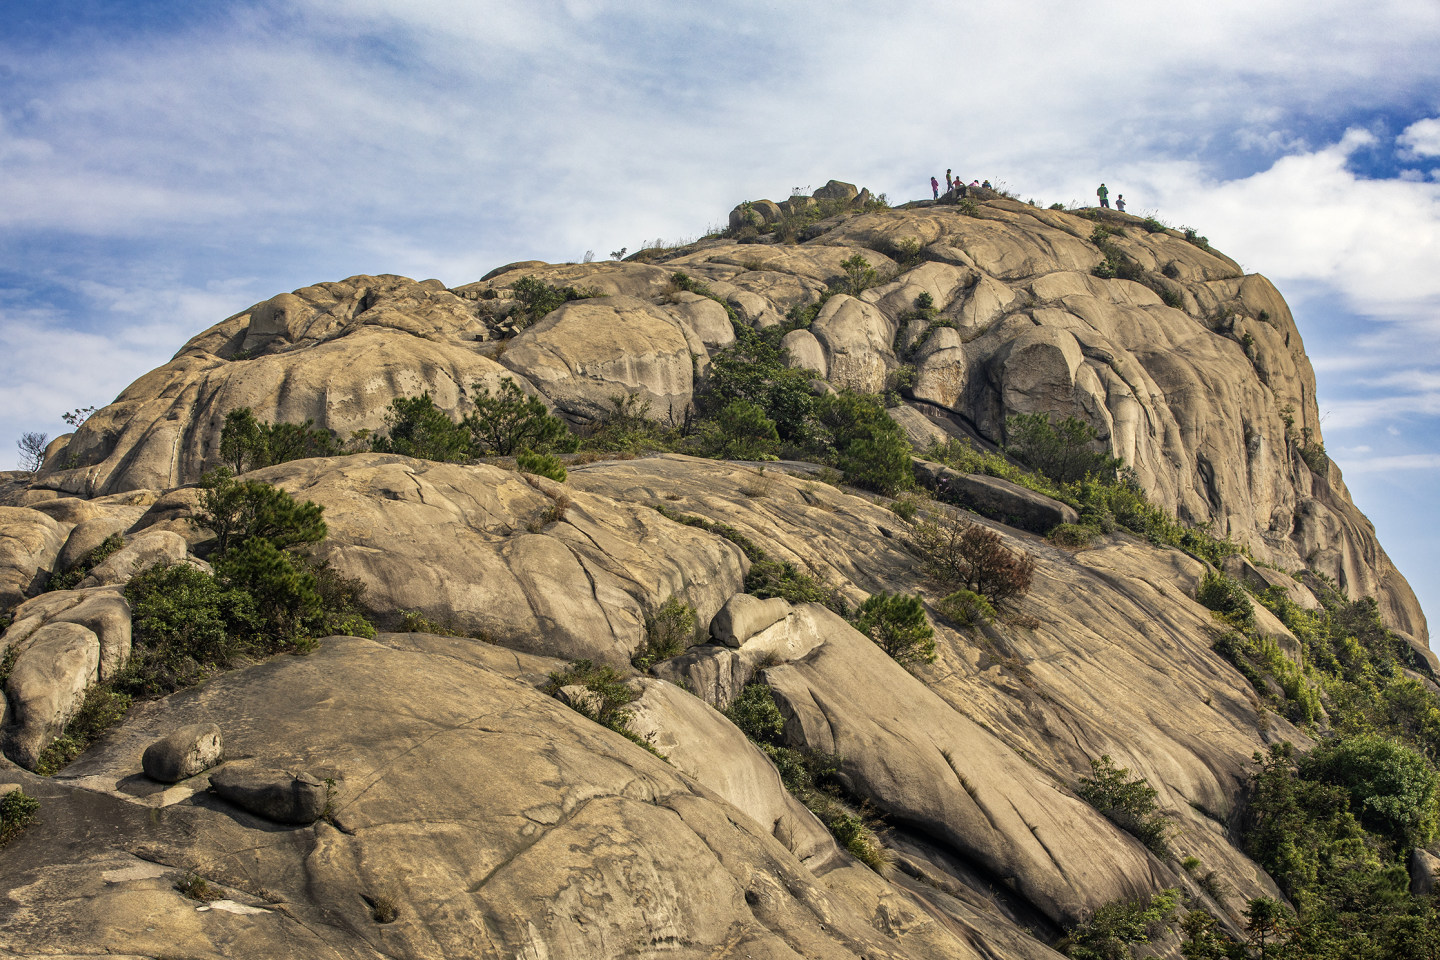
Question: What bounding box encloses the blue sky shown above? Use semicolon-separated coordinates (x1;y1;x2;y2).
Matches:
3;0;1440;631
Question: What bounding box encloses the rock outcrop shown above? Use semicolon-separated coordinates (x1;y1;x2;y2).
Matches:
0;183;1429;959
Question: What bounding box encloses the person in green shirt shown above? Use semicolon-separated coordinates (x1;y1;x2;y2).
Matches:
1096;183;1110;208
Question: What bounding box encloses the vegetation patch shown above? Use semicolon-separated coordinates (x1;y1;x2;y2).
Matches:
631;597;698;671
850;591;935;669
220;407;341;473
0;789;40;848
544;659;662;757
47;532;125;591
507;275;596;329
725;682;887;872
1076;755;1173;858
1059;887;1179;960
908;510;1035;609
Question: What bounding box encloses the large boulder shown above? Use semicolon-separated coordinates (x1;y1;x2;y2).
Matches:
142;722;224;783
171;455;749;666
499;295;696;423
0;507;70;608
913;461;1079;533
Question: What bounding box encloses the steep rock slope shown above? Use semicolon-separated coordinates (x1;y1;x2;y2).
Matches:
0;183;1430;959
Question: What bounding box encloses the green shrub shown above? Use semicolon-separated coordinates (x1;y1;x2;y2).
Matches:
1196;569;1255;631
723;683;885;872
213;537;325;643
632;597;697;670
34;685;134;775
746;558;847;615
698;400;781;461
814;390;913;494
1048;523;1099;548
581;393;678;455
47;532;125;591
544;659;660;756
935;588;996;627
852;591;935;669
516;450;567;482
509;275;593;328
120;562;261;697
909;512;1034;608
219;408;340;473
725;683;786;743
1061;888;1179;960
702;325;818;444
370;393;471;462
839;253;879;295
1076;755;1173;858
463;378;576;456
197;468;327;556
0;789;39;848
1300;734;1439;851
1005;413;1120;485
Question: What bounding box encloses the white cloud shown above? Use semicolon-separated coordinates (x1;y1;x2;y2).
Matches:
1335;453;1440;474
1400;117;1440;157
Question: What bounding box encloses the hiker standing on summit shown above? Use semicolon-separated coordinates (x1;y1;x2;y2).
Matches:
1097;183;1110;208
931;176;940;199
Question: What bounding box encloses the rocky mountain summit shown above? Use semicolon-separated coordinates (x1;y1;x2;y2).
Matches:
0;180;1435;959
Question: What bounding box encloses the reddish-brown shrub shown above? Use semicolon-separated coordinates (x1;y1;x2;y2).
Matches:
909;512;1034;606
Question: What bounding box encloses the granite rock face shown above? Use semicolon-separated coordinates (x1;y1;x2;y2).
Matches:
0;185;1429;959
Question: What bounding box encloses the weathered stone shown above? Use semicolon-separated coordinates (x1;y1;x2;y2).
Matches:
781;328;827;376
913;460;1079;533
813;179;859;203
77;530;188;588
810;294;893;393
142;722;224;783
0;507;69;609
210;761;329;824
499;295;695;423
3;621;100;768
1222;554;1320;610
1412;846;1440;897
709;594;792;647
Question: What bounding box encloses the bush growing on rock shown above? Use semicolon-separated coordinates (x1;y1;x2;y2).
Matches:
696;400;781;461
371;394;472;462
1196;569;1255;631
47;532;125;591
515;450;566;482
1076;755;1173;858
852;591;935;669
1004;413;1120;485
508;275;594;329
909;511;1034;608
632;597;697;671
1059;887;1180;960
934;588;996;627
814;391;913;495
0;790;39;848
724;682;886;872
463;378;577;456
543;659;660;755
198;468;327;556
219;408;340;473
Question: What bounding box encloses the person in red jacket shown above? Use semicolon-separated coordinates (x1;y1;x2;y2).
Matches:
931;176;940;199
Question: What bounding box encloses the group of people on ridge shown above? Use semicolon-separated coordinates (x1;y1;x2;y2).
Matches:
927;174;1127;214
931;169;992;199
1095;183;1126;212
